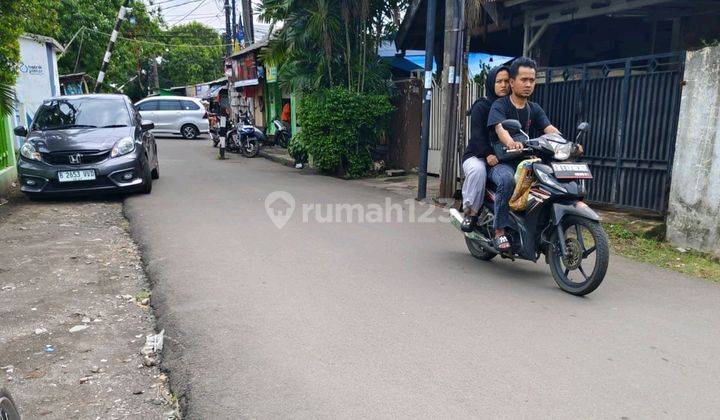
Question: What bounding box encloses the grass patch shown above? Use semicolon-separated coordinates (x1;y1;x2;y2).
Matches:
603;223;720;282
134;289;151;301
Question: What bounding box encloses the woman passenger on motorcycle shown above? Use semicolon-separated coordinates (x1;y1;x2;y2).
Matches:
460;65;510;232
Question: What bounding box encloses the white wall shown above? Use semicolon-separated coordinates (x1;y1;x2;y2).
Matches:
13;36;60;145
666;45;720;256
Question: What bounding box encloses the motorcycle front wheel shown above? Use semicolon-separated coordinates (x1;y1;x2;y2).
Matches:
0;388;20;420
243;139;260;157
548;216;609;296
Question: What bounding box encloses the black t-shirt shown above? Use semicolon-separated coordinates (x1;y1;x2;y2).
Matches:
487;96;551;148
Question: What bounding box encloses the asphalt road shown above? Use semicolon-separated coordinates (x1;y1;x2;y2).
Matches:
125;138;720;419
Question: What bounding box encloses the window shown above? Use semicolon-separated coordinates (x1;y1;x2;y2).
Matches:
157;100;182;111
136;101;158;111
32;98;131;130
181;100;201;110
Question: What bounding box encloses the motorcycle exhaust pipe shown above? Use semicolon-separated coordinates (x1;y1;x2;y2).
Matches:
449;209;497;253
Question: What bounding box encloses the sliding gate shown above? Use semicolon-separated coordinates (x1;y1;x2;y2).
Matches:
534;52;685;214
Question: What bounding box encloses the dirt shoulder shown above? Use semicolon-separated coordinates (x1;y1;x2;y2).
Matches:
0;189;178;419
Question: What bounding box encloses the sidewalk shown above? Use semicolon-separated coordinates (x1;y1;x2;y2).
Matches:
257;149;662;233
0;189;178;419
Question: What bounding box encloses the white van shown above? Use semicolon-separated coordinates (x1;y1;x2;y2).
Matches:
135;96;209;139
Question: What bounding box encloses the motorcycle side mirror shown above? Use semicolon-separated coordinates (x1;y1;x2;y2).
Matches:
575;121;590;142
501;119;522;132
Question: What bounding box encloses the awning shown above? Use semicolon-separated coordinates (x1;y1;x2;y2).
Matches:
203;84;226;100
234;79;259;88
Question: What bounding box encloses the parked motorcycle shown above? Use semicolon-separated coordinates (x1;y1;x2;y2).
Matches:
227;111;267;157
272;119;290;148
450;119;609;296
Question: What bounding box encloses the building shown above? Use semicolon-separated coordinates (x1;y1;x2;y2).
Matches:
0;33;63;195
228;39;298;138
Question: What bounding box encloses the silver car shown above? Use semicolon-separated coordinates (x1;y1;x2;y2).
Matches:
135;96;209;139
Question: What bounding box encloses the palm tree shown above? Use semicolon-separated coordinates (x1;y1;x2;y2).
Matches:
0;83;15;117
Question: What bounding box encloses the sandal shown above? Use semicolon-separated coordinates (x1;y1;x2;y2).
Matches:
460;214;478;232
493;234;511;252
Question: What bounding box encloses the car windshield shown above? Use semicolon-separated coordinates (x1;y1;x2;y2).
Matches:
32;98;131;130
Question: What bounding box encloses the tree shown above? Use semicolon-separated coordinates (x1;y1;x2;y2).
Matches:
15;0;223;100
259;0;407;93
158;22;223;88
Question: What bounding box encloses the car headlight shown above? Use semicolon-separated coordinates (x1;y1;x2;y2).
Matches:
20;142;42;161
111;137;135;158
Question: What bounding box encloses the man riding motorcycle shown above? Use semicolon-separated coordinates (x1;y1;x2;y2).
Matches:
486;57;569;252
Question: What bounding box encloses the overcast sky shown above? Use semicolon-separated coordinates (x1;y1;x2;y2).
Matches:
145;0;270;40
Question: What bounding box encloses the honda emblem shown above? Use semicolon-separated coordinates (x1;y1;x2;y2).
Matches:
69;154;82;164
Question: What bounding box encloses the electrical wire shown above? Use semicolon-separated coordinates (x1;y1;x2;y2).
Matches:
167;0;210;24
84;27;228;48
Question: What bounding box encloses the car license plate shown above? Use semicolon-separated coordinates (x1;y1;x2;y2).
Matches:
551;163;593;179
57;170;96;183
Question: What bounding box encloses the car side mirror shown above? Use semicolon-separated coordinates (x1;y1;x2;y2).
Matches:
501;119;522;132
141;120;155;131
13;126;28;137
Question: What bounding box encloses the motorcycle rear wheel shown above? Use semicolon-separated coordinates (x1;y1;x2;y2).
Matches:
465;236;497;261
548;216;609;296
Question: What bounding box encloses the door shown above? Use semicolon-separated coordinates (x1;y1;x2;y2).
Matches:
155;99;182;132
136;100;158;129
533;53;685;214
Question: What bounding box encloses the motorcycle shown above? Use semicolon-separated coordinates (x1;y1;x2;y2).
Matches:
450;119;610;296
271;119;291;148
226;111;267;157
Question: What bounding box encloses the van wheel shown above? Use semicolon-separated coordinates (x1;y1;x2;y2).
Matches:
181;124;198;139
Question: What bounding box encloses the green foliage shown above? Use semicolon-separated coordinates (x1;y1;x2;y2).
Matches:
158;23;223;88
260;0;403;94
1;0;222;101
297;87;393;178
287;134;308;164
603;223;720;282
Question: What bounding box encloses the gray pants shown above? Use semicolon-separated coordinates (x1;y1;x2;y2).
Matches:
461;157;487;213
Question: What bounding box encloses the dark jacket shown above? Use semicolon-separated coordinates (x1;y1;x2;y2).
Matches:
462;65;509;163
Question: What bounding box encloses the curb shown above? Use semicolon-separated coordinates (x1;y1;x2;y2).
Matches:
259;148;295;168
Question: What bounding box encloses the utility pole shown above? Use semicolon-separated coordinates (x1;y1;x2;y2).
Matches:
241;0;254;44
438;0;462;198
95;0;131;92
231;0;237;41
150;58;159;93
224;0;232;57
417;0;437;200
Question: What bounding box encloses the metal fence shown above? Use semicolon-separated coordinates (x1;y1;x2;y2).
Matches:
534;52;685;213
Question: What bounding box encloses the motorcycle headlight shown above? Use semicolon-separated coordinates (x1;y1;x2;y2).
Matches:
20;142;42;161
551;142;572;160
111;137;135;158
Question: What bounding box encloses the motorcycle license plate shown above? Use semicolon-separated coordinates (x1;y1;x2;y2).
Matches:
551;163;593;179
